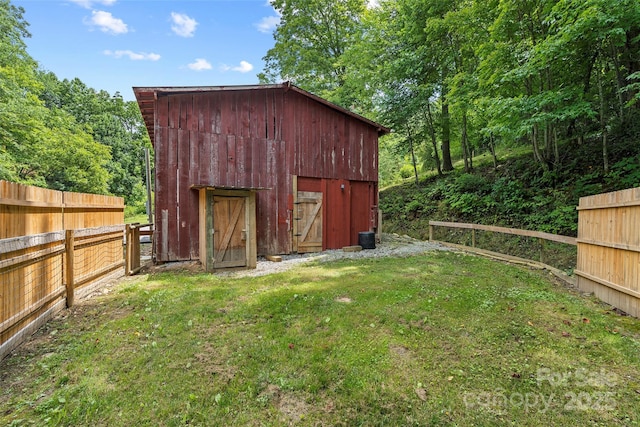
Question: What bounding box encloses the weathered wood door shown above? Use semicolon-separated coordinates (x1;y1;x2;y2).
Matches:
212;196;247;268
295;191;323;253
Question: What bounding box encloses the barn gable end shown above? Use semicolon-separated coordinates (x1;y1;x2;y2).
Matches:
134;83;389;266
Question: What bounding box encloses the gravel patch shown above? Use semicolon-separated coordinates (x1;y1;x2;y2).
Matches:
218;233;452;278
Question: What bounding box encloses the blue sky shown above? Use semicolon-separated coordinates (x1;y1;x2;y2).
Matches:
15;0;281;100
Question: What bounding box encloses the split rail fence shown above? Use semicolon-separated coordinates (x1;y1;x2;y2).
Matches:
430;185;640;318
428;220;577;274
0;181;145;360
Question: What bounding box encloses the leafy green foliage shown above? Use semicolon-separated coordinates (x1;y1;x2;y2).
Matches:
605;155;640;190
35;108;111;193
381;136;640;240
259;0;367;106
260;0;640;183
38;74;150;204
0;1;150;203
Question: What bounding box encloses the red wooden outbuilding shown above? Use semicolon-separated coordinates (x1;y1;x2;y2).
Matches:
134;82;389;270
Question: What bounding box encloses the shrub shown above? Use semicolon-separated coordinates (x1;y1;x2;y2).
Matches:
399;164;416;179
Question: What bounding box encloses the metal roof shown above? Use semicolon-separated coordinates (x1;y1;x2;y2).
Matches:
133;82;390;145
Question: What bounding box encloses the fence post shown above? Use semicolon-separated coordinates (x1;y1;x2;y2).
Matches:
125;224;132;275
429;223;434;241
471;228;476;248
539;238;545;264
133;225;140;273
65;229;75;307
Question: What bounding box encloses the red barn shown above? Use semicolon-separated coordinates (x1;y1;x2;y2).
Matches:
134;82;389;270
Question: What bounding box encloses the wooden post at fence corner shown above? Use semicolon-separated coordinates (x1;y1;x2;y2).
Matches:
429;224;434;241
125;224;132;276
132;225;140;273
65;229;75;307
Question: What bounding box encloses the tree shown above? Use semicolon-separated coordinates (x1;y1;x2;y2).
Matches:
38;72;150;204
36;107;111;193
259;0;367;106
0;1;113;194
476;0;640;173
0;0;43;181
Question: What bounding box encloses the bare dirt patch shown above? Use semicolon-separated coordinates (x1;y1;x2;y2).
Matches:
278;392;310;423
256;384;310;423
389;344;412;361
193;342;236;383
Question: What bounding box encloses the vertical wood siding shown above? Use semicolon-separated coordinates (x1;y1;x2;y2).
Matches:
153;88;380;259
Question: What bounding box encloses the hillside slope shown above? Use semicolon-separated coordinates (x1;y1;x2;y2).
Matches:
379;137;640;241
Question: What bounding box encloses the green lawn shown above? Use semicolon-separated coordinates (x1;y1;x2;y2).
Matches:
1;252;639;426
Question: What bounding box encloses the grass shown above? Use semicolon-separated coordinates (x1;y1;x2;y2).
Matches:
1;252;640;426
124;213;151;225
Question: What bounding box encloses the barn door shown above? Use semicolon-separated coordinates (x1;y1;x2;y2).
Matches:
295;191;323;253
212;196;247;268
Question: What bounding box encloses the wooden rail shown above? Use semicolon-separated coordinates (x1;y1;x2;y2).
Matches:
0;225;139;360
428;220;577;275
0;181;139;360
429;221;577;246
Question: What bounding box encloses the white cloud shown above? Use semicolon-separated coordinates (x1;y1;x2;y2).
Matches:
188;58;212;71
69;0;116;9
255;15;280;33
221;60;254;73
87;10;128;34
171;12;198;37
104;50;161;61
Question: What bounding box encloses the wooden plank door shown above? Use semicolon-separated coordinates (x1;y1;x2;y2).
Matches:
295;191;323;253
212;196;247;268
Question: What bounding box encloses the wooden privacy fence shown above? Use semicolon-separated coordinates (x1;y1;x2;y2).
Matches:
0;181;127;360
0;180;125;237
576;187;640;317
0;226;125;358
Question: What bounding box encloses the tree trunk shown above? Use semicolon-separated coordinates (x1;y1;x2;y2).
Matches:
424;103;442;176
531;124;548;171
489;133;498;169
441;94;453;172
609;42;626;121
406;124;420;185
553;126;560;170
541;122;554;171
598;66;610;173
461;112;470;172
543;123;550;163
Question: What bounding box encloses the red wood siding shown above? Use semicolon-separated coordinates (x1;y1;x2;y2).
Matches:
350;181;377;244
298;177;377;250
152;87;380;260
284;91;378;182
